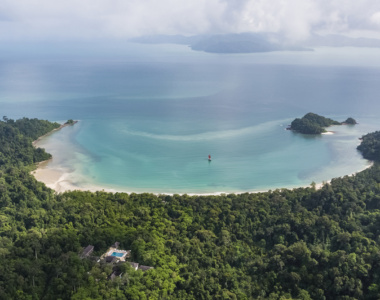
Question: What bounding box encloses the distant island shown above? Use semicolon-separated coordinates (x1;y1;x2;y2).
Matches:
65;119;77;125
129;33;310;54
342;117;358;125
289;113;356;134
129;32;380;54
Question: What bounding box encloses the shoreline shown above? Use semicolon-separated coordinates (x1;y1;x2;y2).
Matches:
31;121;374;196
32;157;374;196
32;120;78;147
312;161;374;190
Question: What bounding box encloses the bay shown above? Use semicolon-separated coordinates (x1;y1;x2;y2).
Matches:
1;44;380;193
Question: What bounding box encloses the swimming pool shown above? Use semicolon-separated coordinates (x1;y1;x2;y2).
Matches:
111;252;124;257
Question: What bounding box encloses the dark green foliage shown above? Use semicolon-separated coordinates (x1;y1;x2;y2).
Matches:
290;117;325;134
65;119;75;125
357;131;380;162
290;112;341;134
3;118;380;299
11;117;60;141
302;112;341;127
344;117;357;125
0;118;59;167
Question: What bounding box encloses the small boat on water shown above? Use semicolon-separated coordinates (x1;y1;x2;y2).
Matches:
208;155;212;161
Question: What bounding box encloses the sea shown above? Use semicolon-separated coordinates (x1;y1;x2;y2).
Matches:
1;43;380;194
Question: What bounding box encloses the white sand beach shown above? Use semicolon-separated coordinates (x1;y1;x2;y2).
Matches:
32;164;121;194
31;121;374;196
31;155;374;195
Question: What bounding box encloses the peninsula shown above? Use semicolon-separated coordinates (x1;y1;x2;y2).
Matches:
289;112;356;134
32;119;78;146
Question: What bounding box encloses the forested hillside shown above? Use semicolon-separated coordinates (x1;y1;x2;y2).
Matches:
0;117;60;167
2;118;380;299
357;131;380;161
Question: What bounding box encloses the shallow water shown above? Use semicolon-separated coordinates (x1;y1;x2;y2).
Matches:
3;45;380;193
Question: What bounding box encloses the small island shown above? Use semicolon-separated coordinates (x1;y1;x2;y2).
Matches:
342;117;358;125
64;119;77;125
289;112;356;134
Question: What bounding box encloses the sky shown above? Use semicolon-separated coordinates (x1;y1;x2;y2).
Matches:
1;0;380;43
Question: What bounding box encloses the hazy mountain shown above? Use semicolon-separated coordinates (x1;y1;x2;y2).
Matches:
130;33;309;53
305;34;380;48
190;33;282;53
130;32;380;54
129;34;202;45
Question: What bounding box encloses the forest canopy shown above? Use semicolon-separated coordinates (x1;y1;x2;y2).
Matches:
1;117;380;299
357;131;380;162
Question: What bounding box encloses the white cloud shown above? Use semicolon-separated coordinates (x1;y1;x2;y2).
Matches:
370;11;380;25
0;0;380;41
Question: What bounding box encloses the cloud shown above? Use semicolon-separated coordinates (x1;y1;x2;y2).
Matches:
370;11;380;25
0;0;380;42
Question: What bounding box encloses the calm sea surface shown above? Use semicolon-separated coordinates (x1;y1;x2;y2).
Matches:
1;44;380;193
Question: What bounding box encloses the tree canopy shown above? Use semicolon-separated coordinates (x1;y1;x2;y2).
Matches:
357;131;380;162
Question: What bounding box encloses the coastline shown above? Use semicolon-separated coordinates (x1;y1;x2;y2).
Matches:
32;152;374;196
31;120;374;196
32;120;78;147
312;161;373;190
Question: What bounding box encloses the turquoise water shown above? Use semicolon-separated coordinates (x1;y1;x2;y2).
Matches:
111;252;124;257
2;44;380;193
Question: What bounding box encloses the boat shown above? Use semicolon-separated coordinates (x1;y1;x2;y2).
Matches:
208;155;212;161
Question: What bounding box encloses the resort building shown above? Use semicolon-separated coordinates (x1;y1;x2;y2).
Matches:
100;242;131;262
105;256;119;264
138;265;154;272
111;242;120;248
82;242;154;278
80;245;94;258
129;262;139;270
109;270;123;280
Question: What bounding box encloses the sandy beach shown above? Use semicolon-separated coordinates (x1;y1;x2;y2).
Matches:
31;120;113;193
31;151;374;196
31;120;374;196
31;125;272;195
32;163;121;194
312;161;373;190
32;164;270;195
32;121;77;147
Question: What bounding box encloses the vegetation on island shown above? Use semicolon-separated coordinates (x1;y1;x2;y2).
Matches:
290;113;355;134
65;119;76;125
3;117;380;299
343;117;358;125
